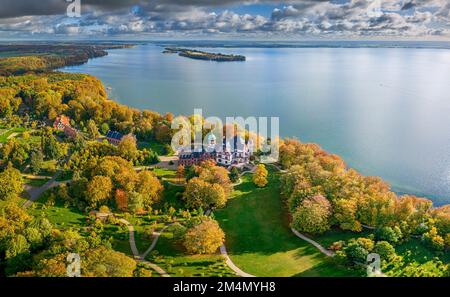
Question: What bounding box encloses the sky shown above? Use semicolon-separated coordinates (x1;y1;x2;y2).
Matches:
0;0;449;40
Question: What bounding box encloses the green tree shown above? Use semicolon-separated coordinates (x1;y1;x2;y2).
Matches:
375;226;402;245
87;119;100;139
229;167;240;183
100;123;110;135
42;134;63;161
374;241;396;261
30;149;44;175
5;234;30;259
128;191;144;213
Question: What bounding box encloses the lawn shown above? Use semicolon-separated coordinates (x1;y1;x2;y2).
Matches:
312;229;372;250
214;169;361;277
0;127;27;143
396;238;450;264
28;193;86;229
138;141;169;156
147;230;236;277
153;181;185;209
23;177;51;187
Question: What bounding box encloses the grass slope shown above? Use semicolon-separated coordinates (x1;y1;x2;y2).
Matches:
215;170;361;277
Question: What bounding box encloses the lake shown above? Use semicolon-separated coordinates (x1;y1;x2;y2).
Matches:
62;43;450;205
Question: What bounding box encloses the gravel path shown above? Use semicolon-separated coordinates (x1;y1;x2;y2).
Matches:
118;218;171;277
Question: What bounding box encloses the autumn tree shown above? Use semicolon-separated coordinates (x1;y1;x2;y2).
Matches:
118;134;138;161
183;218;225;254
87;119;100;139
86;176;113;207
115;189;128;211
176;165;185;183
183;177;227;209
253;164;268;187
135;170;163;207
292;195;332;235
81;246;137;277
334;198;361;232
0;164;24;200
197;161;232;195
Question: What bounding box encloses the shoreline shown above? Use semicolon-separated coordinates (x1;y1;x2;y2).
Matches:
56;45;450;208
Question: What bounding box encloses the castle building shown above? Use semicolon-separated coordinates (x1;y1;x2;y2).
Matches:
53;115;78;139
53;115;70;131
178;134;253;169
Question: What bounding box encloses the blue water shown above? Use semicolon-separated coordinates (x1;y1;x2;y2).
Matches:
62;43;450;205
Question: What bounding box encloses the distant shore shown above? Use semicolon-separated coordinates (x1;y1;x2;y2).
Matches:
162;47;246;62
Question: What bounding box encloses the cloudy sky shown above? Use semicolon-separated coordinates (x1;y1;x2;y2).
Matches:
0;0;449;39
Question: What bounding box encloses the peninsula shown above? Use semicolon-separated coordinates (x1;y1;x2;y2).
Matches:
163;47;246;62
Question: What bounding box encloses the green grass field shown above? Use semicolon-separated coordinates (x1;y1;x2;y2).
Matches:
138;141;168;156
312;229;372;249
215;170;361;277
0;127;27;143
23;177;51;187
28;194;86;229
147;231;236;277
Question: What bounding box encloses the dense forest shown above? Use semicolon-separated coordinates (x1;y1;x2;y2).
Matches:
0;44;132;75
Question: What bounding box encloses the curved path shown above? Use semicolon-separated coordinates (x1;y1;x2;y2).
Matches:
118;218;171;277
23;172;69;208
205;209;255;277
219;244;255;277
141;223;174;260
290;228;335;257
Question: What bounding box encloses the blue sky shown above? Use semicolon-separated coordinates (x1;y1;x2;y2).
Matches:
0;0;449;39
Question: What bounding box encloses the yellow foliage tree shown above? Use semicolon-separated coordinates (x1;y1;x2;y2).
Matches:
183;218;225;254
253;164;268;187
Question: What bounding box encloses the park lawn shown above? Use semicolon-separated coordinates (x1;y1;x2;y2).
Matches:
152;168;176;179
396;238;450;263
152;181;185;209
28;194;86;229
23;177;51;187
102;223;133;256
215;170;361;277
138;141;168;156
147;231;236;277
0;127;27;143
312;229;372;250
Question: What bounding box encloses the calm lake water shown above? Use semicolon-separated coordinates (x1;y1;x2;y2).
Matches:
62;44;450;205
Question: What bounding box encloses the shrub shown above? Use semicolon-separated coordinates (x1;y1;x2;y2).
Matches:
422;226;445;251
168;222;187;240
374;241;396;261
375;226;402;244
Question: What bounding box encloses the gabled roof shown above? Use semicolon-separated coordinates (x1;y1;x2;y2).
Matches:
54;115;70;127
106;130;123;141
